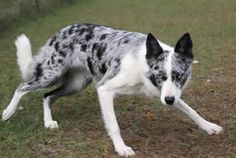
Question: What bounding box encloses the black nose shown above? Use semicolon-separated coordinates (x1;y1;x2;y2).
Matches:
165;96;175;105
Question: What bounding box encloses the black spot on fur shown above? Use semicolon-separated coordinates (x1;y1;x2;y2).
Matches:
80;44;87;52
96;44;107;60
55;42;59;51
149;74;157;87
92;43;98;53
68;43;74;51
78;25;95;39
34;63;43;81
79;28;86;35
153;65;159;70
62;31;68;39
59;51;66;57
114;58;120;64
113;58;121;69
85;25;95;33
47;60;50;65
58;59;63;63
85;34;93;41
68;28;73;35
100;63;107;74
100;34;107;40
123;39;129;44
49;36;56;46
51;56;55;64
87;57;95;75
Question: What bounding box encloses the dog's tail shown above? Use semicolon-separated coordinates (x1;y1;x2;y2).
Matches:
15;34;34;81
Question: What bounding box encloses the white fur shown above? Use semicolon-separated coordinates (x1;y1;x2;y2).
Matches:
175;99;223;134
2;88;28;120
102;44;160;97
43;97;58;129
15;34;33;81
97;87;135;157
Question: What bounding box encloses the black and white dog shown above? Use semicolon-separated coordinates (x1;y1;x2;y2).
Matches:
2;24;223;157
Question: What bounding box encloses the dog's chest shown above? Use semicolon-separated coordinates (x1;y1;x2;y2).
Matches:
108;53;160;97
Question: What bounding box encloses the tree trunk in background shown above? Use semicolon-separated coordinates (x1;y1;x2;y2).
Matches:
35;0;40;12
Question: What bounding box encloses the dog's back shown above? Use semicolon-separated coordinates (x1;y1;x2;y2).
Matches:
29;24;146;87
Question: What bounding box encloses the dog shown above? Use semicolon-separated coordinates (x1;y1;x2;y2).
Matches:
2;23;223;157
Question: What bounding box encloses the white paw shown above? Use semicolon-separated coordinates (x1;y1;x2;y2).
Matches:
44;120;59;129
115;145;135;157
200;121;223;135
2;108;15;121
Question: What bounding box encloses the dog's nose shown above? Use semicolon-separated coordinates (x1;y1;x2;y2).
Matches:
165;96;175;105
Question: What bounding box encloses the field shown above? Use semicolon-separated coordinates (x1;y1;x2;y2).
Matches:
0;0;235;157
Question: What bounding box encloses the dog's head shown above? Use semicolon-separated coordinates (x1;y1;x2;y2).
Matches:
146;33;193;105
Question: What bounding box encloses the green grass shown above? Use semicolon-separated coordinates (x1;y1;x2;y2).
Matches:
0;0;236;157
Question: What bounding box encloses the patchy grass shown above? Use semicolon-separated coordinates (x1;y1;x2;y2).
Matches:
0;0;235;157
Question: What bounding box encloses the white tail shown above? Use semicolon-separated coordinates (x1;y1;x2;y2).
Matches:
15;34;34;81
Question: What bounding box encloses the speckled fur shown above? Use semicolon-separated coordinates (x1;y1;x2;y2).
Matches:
21;24;146;91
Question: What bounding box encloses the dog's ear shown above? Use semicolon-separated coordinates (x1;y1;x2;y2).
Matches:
146;33;163;60
175;33;193;60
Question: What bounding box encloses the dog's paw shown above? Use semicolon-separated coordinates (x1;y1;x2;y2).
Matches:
44;120;59;129
115;145;135;157
200;121;223;135
2;108;14;121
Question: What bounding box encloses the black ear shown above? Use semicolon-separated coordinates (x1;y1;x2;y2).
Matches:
146;33;163;60
174;33;193;59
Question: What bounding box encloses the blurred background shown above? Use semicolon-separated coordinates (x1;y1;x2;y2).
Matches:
0;0;74;31
0;0;235;157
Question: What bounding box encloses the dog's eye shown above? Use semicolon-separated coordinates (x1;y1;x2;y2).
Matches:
156;71;167;81
176;73;182;80
172;71;182;81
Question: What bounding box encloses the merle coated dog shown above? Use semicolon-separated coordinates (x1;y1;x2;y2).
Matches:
2;24;223;157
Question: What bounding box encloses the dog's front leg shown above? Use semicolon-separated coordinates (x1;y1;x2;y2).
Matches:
97;87;135;157
174;99;223;134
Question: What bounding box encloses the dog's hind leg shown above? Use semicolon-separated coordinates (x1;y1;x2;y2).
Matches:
175;99;223;134
2;79;49;121
2;67;63;121
42;70;92;129
2;84;30;120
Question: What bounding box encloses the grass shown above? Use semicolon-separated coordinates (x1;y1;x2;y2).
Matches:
0;0;236;157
